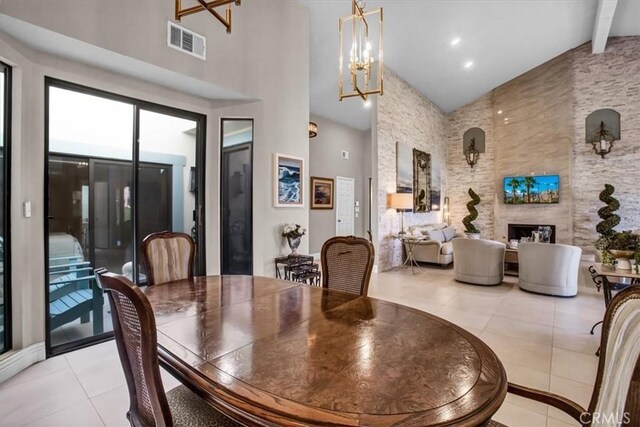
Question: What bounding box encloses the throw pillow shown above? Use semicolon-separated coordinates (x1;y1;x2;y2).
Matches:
442;227;457;242
426;229;445;242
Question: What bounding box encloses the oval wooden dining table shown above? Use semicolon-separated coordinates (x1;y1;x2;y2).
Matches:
144;275;507;426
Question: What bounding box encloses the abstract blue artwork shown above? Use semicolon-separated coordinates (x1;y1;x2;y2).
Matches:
274;154;304;207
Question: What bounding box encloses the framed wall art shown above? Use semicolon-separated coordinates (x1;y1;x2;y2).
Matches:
273;153;304;207
310;176;334;209
412;148;431;213
396;141;413;194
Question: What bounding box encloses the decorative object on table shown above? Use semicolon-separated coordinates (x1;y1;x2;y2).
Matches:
310;176;334;209
273;153;304;207
585;108;620;159
503;174;559;204
605;231;640;271
396;141;412;193
508;239;519;249
308;121;318;138
282;224;306;255
412;148;431;213
463;127;485;169
174;0;240;34
537;226;553;243
463;188;480;238
338;0;383;102
387;193;413;234
430;166;441;211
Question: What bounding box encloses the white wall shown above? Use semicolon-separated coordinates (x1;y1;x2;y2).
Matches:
308;114;370;253
0;0;309;370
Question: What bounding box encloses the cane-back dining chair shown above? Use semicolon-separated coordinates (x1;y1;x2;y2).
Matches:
95;269;238;427
321;236;375;296
141;232;195;286
503;285;640;426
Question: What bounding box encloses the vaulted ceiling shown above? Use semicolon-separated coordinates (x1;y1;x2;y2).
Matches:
300;0;640;130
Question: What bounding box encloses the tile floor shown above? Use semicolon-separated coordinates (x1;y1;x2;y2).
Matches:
0;264;604;426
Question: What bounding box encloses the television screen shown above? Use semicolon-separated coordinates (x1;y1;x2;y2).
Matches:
503;175;559;204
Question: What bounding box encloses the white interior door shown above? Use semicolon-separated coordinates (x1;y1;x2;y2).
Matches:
336;176;355;236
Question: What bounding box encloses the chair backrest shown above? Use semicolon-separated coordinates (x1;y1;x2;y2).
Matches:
142;232;195;286
321;236;375;296
518;242;582;286
452;238;506;276
588;285;640;426
95;269;172;427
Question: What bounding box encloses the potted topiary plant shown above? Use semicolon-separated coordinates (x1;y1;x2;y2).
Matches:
607;231;640;270
462;188;481;239
594;184;620;266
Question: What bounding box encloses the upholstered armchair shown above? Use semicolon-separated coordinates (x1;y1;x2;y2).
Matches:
452;238;506;286
518;242;582;297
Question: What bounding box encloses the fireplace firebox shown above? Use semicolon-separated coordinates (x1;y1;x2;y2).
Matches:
508;224;556;243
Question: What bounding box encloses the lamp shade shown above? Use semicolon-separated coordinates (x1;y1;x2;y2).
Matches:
387;193;413;210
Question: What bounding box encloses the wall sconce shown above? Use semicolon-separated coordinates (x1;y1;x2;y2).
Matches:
175;0;241;34
387;193;412;234
339;0;384;102
586;109;620;159
463;127;485;169
309;122;318;138
443;196;450;226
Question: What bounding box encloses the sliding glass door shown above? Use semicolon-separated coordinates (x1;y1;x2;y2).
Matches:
46;80;205;354
0;63;11;354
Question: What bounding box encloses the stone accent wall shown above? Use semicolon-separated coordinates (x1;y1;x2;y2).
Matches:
446;94;495;238
376;69;447;271
492;54;575;244
446;36;640;251
571;37;640;253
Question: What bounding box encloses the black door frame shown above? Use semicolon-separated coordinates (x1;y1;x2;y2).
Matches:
44;77;207;356
220;118;254;275
0;61;12;355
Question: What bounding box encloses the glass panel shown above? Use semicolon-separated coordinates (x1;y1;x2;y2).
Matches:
48;87;133;348
138;110;197;283
0;65;8;354
221;119;253;275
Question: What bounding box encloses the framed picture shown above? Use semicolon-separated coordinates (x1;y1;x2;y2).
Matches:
413;148;431;213
273;153;304;207
310;176;334;209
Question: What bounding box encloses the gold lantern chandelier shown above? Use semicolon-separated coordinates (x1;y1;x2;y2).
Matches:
174;0;241;34
339;0;384;101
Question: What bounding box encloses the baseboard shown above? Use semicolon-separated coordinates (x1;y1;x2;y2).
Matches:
0;342;46;384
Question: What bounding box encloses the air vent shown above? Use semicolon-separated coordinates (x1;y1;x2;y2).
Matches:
167;22;206;60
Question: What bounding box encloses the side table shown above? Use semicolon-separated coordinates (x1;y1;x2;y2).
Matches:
392;234;426;274
504;248;519;276
274;254;321;285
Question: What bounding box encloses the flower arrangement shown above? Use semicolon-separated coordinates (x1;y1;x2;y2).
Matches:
282;224;306;239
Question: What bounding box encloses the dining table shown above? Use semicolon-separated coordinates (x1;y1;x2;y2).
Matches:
144;275;507;426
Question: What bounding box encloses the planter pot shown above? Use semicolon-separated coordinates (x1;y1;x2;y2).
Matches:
287;236;302;255
609;249;635;270
465;232;481;240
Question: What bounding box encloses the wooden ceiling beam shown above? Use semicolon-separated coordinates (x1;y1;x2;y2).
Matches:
592;0;619;54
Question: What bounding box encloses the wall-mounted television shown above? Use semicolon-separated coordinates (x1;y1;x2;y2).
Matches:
503;175;559;204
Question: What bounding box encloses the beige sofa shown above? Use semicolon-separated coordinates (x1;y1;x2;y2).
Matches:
407;223;459;266
452;238;506;285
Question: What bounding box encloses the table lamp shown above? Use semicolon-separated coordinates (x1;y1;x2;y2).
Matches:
387;193;413;234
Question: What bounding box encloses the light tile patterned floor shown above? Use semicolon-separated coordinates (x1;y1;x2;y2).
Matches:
0;264;604;426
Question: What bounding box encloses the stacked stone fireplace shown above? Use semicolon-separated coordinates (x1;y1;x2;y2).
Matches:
508;224;556;244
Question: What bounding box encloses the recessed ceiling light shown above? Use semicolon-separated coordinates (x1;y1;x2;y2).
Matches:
451;37;461;46
464;61;474;69
497;110;503;115
504;117;509;121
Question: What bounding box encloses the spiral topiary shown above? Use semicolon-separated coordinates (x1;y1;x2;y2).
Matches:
462;188;480;233
596;184;620;238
